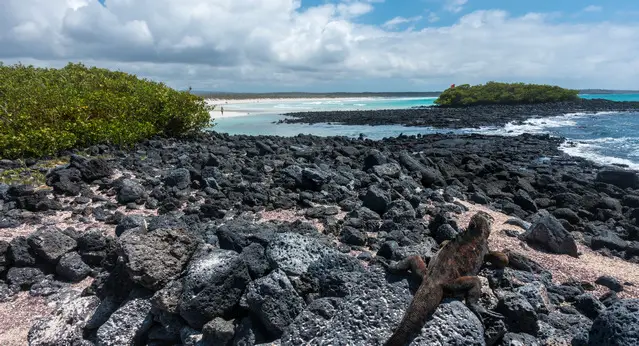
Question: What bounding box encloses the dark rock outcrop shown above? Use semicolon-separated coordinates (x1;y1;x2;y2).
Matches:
588;299;639;346
245;269;305;338
496;292;539;336
178;246;251;329
27;227;77;264
56;252;92;282
524;210;579;257
96;297;153;346
70;155;113;182
595;276;624;293
266;233;339;276
119;227;198;290
116;179;145;204
596;169;639;189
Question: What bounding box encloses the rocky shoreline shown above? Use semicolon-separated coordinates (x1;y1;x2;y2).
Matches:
280;99;639;128
1;131;639;345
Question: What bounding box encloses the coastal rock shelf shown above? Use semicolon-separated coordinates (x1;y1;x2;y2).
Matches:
281;99;639;128
1;131;639;345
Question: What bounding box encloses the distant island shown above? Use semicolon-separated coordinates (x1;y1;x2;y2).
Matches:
434;82;579;107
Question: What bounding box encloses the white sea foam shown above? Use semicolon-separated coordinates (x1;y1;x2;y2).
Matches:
462;113;584;137
563;111;622;117
560;140;639;171
461;111;639;171
502;111;620;135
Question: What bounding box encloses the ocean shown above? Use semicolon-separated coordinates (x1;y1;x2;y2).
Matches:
210;94;639;170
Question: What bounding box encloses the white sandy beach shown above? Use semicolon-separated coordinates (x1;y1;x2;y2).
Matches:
206;96;410;119
205;97;388;105
206;97;374;119
209;109;252;118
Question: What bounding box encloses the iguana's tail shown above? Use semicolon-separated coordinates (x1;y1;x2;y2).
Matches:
384;282;444;346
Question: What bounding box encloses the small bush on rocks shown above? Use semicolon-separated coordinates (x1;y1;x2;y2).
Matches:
435;81;579;107
0;62;214;159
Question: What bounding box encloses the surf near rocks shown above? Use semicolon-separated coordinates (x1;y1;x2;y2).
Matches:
280;98;639;129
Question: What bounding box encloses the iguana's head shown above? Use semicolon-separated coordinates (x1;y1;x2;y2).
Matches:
467;211;493;238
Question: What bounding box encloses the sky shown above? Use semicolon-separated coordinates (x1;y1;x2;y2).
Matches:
1;0;639;92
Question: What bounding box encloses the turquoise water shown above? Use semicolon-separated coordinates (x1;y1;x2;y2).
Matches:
211;113;443;138
211;94;639;170
580;93;639;102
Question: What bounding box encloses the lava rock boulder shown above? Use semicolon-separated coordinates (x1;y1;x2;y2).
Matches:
178;246;251;329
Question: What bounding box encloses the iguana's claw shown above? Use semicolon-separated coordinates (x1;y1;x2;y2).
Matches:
372;257;391;269
482;310;504;320
469;303;504;320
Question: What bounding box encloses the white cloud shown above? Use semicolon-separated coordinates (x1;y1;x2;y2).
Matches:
337;1;374;18
583;5;603;13
383;16;423;29
444;0;468;13
428;12;440;23
1;1;639;91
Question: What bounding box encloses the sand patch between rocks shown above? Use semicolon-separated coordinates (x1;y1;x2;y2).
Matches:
0;293;51;346
0;278;93;346
454;199;639;298
258;207;347;233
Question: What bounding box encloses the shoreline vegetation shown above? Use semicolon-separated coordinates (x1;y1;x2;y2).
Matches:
434;82;580;107
0;63;213;159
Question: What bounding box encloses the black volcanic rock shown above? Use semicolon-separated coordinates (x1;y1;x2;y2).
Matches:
595;275;624;293
524;210;579;257
7;267;45;289
116;179;146;204
46;168;84;196
596;169;639;189
362;186;391;215
591;230;628;252
245;269;305;338
115;215;146;237
7;121;639;345
96;297;153;346
178;246;251;329
281;99;639;129
496;292;539;336
340;226;367;246
363;149;388;170
588;299;639;346
56;252;92;282
27;226;77;264
574;293;606;320
164;168;191;190
9;236;37;267
118;227;198;290
70;155;113;182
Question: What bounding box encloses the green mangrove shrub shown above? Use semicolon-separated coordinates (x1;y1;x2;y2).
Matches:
434;82;579;107
0;62;213;159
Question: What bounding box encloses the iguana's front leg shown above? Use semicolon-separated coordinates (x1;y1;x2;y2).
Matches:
378;255;429;282
484;250;509;268
443;276;504;320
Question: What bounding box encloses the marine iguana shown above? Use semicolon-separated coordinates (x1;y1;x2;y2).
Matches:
379;212;509;346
